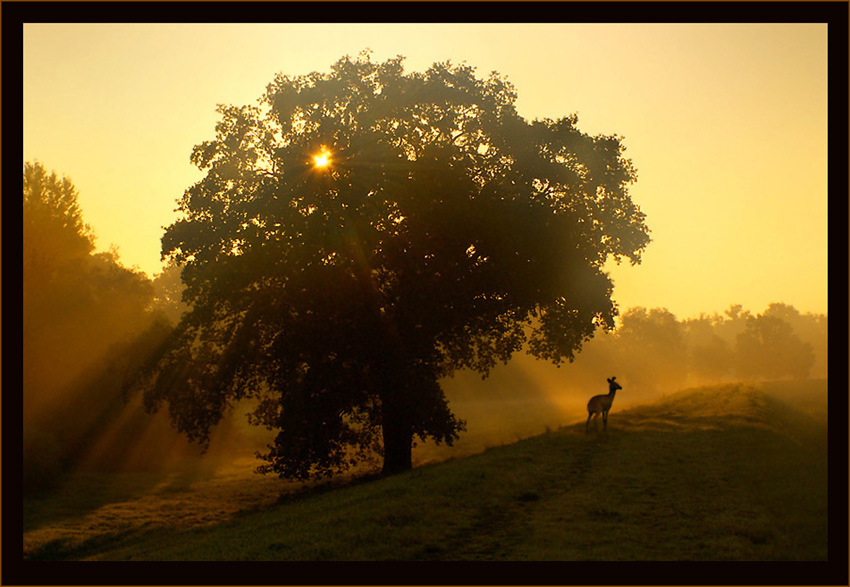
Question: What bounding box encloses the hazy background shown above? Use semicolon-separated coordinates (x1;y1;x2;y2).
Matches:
22;22;830;491
23;22;828;319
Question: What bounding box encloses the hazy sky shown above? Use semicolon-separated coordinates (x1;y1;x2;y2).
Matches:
23;23;829;319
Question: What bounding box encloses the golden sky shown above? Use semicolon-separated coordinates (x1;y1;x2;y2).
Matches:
23;23;828;319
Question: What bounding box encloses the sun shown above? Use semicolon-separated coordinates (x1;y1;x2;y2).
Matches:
313;147;332;169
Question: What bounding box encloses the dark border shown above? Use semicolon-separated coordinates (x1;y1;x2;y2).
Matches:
6;2;848;586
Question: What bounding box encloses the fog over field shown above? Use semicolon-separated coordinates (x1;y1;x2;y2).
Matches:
23;380;829;565
19;14;835;567
24;262;828;486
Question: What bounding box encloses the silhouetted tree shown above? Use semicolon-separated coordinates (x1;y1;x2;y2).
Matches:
23;162;160;489
151;260;191;325
684;314;735;383
133;52;650;479
559;302;825;399
718;304;752;343
690;334;735;383
762;303;827;378
24;162;101;418
23;161;95;270
735;312;815;380
610;307;688;396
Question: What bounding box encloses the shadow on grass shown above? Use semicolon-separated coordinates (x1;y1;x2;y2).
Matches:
25;527;143;561
23;459;230;537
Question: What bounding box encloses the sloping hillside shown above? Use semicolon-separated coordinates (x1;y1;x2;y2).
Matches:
23;381;828;567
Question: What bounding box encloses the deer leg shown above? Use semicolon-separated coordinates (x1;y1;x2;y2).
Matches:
602;410;608;428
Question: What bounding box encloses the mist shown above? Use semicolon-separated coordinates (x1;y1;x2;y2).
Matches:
24;252;828;490
22;162;828;494
418;304;827;466
24;256;828;491
22;173;829;564
22;164;270;491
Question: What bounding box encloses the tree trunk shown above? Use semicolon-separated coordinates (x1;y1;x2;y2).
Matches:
381;401;413;476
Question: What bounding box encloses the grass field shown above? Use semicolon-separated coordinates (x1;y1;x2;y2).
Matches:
22;380;828;563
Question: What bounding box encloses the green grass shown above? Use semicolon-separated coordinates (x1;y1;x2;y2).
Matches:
23;380;828;561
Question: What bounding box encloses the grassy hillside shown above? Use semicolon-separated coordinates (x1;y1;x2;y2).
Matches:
23;380;828;563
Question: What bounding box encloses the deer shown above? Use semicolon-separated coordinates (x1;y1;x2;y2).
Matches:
586;377;622;432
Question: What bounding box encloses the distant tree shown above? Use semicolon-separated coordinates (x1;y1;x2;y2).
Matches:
735;312;815;380
718;304;752;343
763;303;827;378
611;307;688;395
23;161;95;271
24;162;98;415
23;162;159;488
690;334;735;383
24;161;96;330
132;52;650;479
684;314;735;383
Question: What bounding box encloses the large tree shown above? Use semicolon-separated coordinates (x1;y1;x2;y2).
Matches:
135;52;650;478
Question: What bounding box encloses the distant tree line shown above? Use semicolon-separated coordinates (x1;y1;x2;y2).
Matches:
23;162;191;491
558;304;826;400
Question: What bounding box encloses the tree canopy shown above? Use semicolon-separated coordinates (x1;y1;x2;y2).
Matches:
24;161;95;276
135;52;651;478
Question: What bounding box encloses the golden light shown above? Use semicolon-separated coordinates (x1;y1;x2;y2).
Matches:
313;147;332;169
